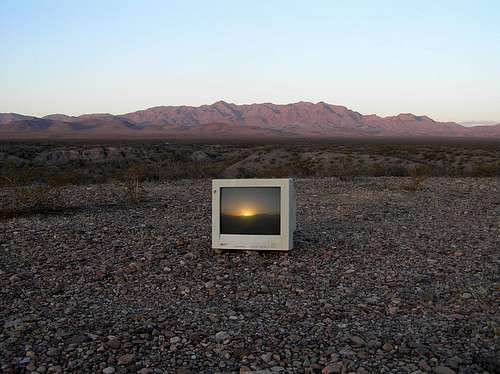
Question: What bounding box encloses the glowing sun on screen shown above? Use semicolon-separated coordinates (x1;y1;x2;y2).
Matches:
239;209;255;217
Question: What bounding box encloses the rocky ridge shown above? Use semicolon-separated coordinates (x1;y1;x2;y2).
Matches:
1;102;499;138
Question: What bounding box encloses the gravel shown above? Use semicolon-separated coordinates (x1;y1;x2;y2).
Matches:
1;177;499;373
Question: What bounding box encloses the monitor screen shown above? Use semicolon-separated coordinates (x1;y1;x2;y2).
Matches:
220;187;281;235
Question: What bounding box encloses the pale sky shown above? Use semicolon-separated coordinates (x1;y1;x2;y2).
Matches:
1;0;499;122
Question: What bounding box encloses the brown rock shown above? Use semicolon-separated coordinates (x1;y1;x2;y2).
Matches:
382;342;394;352
117;354;135;366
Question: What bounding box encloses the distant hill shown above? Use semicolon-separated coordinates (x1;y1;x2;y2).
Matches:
0;113;38;125
1;101;500;139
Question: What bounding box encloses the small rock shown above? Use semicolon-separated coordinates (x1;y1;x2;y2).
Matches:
368;339;381;348
365;296;379;304
349;335;366;347
46;348;60;357
214;331;230;343
19;357;31;365
103;367;115;374
9;274;21;282
322;361;343;374
448;356;463;369
261;352;273;363
388;306;399;314
461;292;472;299
86;333;99;341
125;263;139;274
419;360;431;371
433;367;456;374
339;348;355;358
65;333;90;345
106;337;121;349
117;354;135;366
170;336;181;344
178;285;190;294
382;342;394;352
3;319;22;329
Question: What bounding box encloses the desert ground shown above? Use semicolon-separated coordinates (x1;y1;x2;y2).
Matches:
1;173;499;373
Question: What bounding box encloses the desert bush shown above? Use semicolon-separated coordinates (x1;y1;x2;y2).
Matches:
115;164;147;203
401;168;427;191
0;177;66;218
326;157;358;180
368;163;409;177
0;163;86;187
13;185;63;212
468;162;500;177
0;163;93;218
0;164;40;186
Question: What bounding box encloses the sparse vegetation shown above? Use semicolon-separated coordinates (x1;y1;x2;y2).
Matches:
0;170;68;218
116;164;147;203
0;139;499;218
402;168;428;191
469;161;500;177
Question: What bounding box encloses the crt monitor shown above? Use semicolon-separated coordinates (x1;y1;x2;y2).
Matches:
212;179;295;251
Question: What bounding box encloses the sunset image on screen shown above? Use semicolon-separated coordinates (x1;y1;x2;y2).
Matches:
220;187;280;235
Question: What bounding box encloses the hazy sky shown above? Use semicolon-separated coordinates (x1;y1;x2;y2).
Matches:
221;187;280;216
1;1;499;122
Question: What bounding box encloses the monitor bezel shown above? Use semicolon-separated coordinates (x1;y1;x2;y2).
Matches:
212;178;294;251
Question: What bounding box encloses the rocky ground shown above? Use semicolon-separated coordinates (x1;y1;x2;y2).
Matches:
1;178;499;374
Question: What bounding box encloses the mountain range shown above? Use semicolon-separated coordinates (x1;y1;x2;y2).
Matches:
1;101;499;139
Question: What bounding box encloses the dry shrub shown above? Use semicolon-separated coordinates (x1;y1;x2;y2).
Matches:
116;164;147;203
0;172;66;218
368;163;409;177
469;162;500;177
13;185;63;212
402;168;427;191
